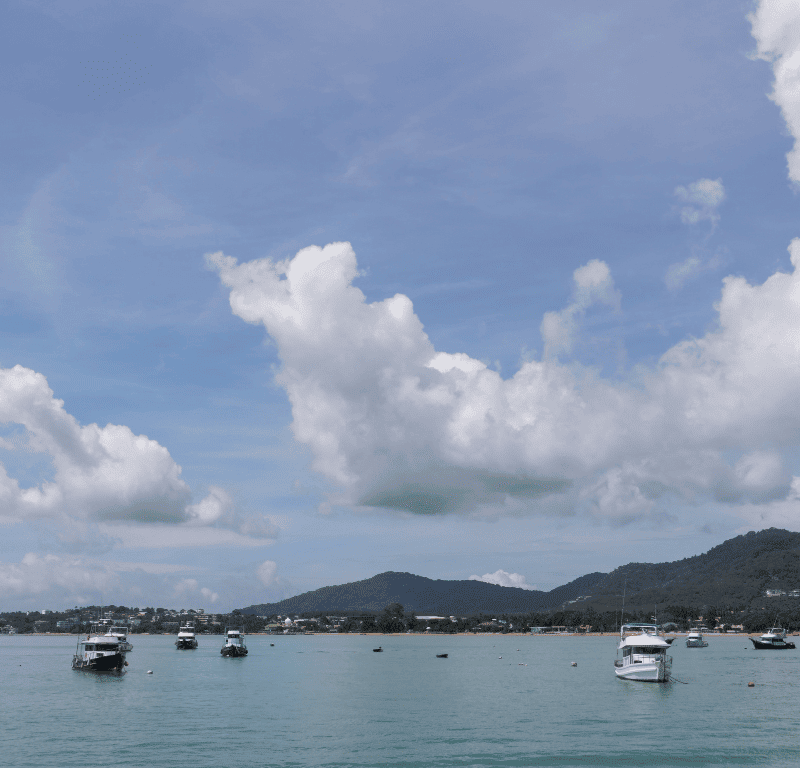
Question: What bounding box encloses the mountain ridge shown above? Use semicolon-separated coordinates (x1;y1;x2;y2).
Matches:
240;528;800;616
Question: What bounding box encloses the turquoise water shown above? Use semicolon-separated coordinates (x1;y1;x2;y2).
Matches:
2;633;799;767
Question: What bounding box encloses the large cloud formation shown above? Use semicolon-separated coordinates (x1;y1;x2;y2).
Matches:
208;238;800;523
751;0;800;184
0;365;271;540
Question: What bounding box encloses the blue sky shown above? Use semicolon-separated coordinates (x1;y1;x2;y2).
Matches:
2;0;800;611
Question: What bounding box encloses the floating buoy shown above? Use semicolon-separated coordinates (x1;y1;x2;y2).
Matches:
571;662;577;666
147;670;153;675
748;681;755;687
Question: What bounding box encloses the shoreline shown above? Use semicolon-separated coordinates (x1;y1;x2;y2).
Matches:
15;631;765;638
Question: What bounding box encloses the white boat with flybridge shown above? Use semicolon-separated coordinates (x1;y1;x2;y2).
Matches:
175;623;199;650
686;625;708;648
750;627;796;650
107;624;133;652
614;623;672;682
71;623;130;673
220;627;248;657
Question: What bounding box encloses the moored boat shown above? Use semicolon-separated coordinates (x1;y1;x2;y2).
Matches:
220;627;248;657
614;623;672;682
750;627;796;650
686;626;708;648
108;625;133;652
176;623;199;650
72;624;129;673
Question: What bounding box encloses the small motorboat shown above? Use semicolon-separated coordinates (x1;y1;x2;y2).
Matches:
436;653;448;658
373;646;383;652
221;627;248;657
750;627;796;650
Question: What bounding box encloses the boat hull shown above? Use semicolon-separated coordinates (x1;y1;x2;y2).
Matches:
72;654;126;673
751;639;796;650
614;659;670;682
176;639;198;649
686;639;708;647
221;645;248;657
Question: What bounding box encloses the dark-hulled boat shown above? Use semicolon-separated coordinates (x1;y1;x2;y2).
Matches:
72;625;129;673
750;627;796;650
221;627;248;657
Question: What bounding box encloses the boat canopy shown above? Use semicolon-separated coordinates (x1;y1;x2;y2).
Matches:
620;633;670;648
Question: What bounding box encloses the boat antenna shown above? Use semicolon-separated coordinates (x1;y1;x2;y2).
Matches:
620;578;627;632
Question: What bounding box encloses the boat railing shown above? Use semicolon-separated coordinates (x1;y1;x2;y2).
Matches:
620;624;664;639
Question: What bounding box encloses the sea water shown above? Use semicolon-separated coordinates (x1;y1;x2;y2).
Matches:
1;633;799;767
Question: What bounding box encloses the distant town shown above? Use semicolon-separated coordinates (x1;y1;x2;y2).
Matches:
2;599;798;635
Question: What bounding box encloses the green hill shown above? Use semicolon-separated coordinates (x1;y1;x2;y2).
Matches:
240;528;800;616
241;570;605;616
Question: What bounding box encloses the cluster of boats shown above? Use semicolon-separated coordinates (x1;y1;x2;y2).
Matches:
71;623;249;673
614;623;796;683
69;618;796;679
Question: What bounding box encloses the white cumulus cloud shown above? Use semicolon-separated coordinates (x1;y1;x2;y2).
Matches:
751;0;800;184
469;569;537;590
209;238;800;524
0;365;260;545
0;365;191;524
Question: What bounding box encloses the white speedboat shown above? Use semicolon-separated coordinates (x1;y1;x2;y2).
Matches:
71;625;130;673
614;623;672;682
750;627;796;650
220;627;248;657
176;623;199;650
686;628;708;648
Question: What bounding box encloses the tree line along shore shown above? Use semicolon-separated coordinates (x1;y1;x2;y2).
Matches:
4;601;800;636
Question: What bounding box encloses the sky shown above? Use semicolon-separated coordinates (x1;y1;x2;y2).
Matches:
2;0;800;611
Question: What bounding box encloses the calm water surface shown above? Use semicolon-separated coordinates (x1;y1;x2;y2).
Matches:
1;633;799;767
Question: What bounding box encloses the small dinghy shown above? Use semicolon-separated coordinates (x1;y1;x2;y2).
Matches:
436;653;448;658
373;646;383;652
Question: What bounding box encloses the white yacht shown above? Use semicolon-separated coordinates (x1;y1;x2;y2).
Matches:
108;625;133;652
71;624;130;673
686;626;708;648
614;623;672;682
750;627;796;650
176;623;199;650
220;627;248;657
